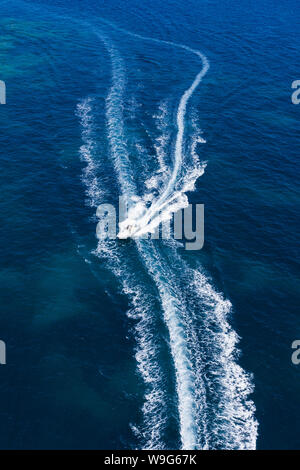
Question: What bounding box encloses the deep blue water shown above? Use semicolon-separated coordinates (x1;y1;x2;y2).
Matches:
0;0;299;450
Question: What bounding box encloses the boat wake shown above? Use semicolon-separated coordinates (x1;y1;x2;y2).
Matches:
77;21;258;450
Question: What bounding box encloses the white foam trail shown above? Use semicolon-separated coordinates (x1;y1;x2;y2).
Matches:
183;114;208;192
77;91;167;449
95;240;168;450
97;29;209;448
152;101;171;176
136;239;208;449
137;101;171;196
164;240;258;449
101;20;209;237
76;97;104;208
152;53;208;208
84;24;257;450
94;32;137;206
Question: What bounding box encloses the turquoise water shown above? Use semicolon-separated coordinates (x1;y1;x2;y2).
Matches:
0;0;299;449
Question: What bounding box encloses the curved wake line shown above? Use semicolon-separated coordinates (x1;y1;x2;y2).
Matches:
152;50;208;210
100;19;209;236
